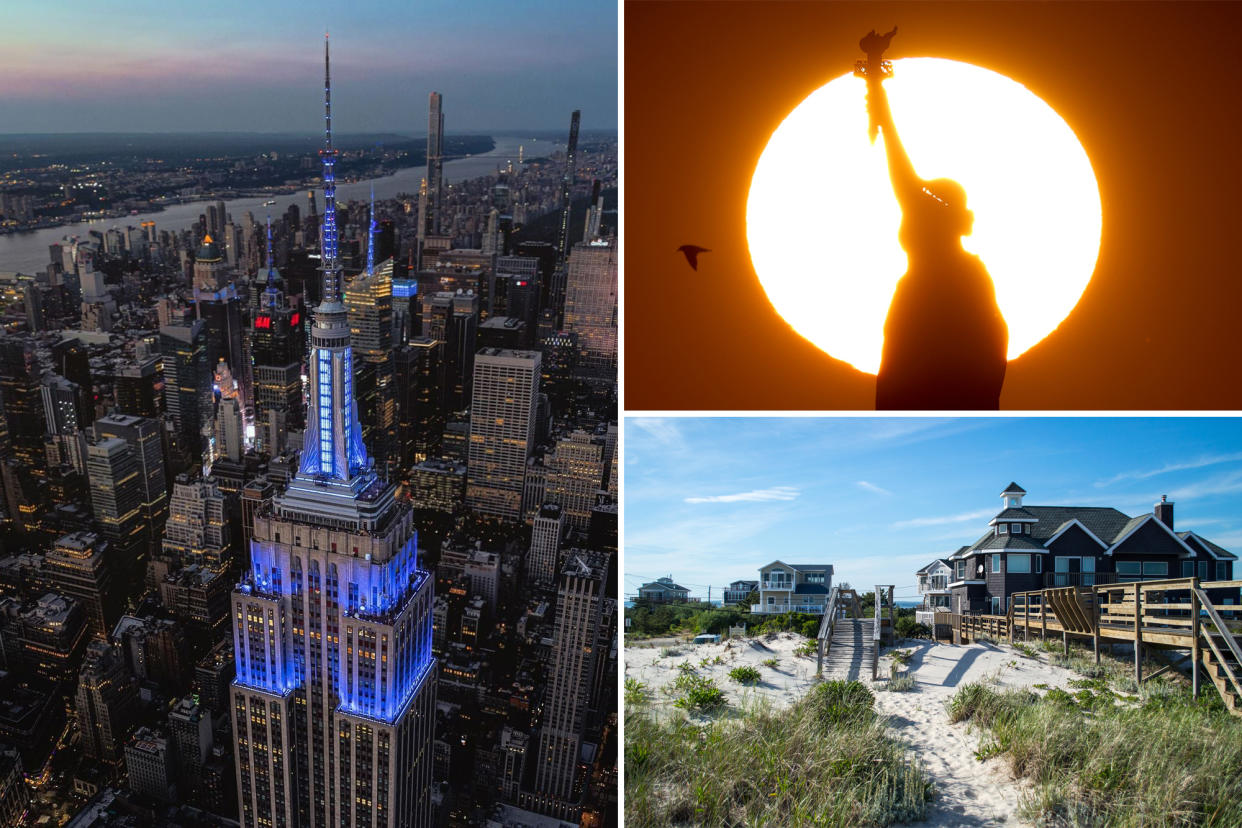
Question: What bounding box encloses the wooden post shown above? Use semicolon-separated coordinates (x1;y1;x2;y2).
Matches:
1024;594;1030;642
1091;585;1100;664
1063;630;1069;656
1041;595;1047;642
1133;583;1142;685
1191;585;1200;700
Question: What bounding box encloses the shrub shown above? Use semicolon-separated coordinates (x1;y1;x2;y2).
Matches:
762;657;780;669
807;680;875;727
672;676;727;713
800;617;821;638
624;678;649;707
894;616;932;640
794;640;817;657
729;666;762;685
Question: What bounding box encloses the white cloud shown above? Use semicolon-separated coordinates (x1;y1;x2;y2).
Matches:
856;480;892;496
892;508;994;529
1095;452;1242;487
684;486;801;504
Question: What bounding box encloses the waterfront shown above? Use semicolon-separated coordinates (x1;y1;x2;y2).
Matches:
0;134;555;273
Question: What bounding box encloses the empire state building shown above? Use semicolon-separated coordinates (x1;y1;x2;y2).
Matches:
230;36;436;828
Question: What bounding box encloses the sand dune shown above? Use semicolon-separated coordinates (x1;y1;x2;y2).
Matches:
625;633;1083;827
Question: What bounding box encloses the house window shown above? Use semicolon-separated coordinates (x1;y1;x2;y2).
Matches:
998;524;1007;534
955;561;966;579
1199;561;1209;580
1011;523;1022;534
1008;554;1032;574
1034;556;1042;574
991;596;1004;615
991;554;1002;574
805;573;825;584
1142;561;1167;577
1217;561;1228;581
1182;560;1194;578
767;597;775;605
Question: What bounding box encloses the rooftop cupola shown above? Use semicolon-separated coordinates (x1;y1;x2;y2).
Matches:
1001;481;1026;509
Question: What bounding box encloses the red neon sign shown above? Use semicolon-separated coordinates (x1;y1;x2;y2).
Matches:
255;316;271;329
291;312;300;327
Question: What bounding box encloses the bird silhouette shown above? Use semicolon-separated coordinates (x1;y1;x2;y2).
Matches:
678;245;710;270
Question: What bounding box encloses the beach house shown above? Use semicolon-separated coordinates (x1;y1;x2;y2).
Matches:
751;561;833;614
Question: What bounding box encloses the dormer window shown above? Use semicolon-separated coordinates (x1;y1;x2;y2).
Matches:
998;524;1007;534
1011;523;1022;534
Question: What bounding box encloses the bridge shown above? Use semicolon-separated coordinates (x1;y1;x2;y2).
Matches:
942;578;1242;715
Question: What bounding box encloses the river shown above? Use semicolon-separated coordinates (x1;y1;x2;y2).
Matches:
0;135;558;274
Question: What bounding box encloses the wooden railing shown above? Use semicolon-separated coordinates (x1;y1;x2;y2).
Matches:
815;586;861;676
956;578;1242;714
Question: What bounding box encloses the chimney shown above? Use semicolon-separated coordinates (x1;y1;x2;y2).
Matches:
1155;495;1174;529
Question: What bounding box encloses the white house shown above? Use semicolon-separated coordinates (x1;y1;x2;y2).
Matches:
751;561;833;614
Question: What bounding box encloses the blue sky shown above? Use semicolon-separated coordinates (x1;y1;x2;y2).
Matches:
624;417;1242;604
1;0;616;133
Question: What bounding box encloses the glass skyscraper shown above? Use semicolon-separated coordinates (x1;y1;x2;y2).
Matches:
230;36;436;828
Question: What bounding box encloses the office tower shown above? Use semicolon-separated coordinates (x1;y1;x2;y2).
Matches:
252;217;306;452
394;339;445;465
169;695;213;798
345;201;397;477
194;638;234;715
583;179;604;239
426;92;444;237
0;746;29;827
466;349;541;520
75;639;138;762
213;392;245;465
545;430;608;530
126;727;175;801
44;531;120;640
198;288;253;427
157;474;231;587
113;357;163;418
529;551;609;819
92;414;169;545
85;435;144;575
498;727;529;803
19;593;88;685
528;505;564;586
0;335;46;477
555;110;582;268
231;37;436;828
563;239;618;379
160;320;213;454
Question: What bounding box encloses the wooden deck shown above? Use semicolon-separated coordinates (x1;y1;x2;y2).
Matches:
951;578;1242;715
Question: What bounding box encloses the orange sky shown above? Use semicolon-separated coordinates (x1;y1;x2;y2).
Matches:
624;1;1242;410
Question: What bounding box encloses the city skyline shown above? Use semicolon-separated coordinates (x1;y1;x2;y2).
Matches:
624;417;1242;604
1;0;617;133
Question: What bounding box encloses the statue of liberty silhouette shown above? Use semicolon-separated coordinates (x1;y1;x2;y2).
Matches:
858;28;1008;410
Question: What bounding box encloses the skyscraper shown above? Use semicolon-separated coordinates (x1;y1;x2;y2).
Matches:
555;110;582;269
466;349;541;520
75;639;138;763
563;239;618;378
252;216;306;454
426;92;444;238
528;551;610;819
231;37;436;828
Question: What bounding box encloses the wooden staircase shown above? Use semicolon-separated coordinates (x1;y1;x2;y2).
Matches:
821;618;874;682
1201;644;1241;714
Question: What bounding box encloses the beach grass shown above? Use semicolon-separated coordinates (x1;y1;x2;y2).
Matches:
625;680;932;827
948;680;1242;826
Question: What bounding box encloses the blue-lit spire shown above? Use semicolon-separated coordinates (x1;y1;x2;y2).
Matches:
320;31;342;306
299;34;371;483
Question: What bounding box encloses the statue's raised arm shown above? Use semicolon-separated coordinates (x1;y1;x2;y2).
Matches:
855;27;920;210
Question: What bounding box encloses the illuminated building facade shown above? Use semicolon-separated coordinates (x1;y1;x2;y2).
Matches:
425;93;444;238
562;239;618;378
231;37;436;828
465;349;541;520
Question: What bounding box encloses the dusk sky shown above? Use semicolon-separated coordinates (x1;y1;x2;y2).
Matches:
624;417;1242;604
2;0;616;133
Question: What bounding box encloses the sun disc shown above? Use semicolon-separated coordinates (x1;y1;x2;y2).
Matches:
746;58;1102;375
